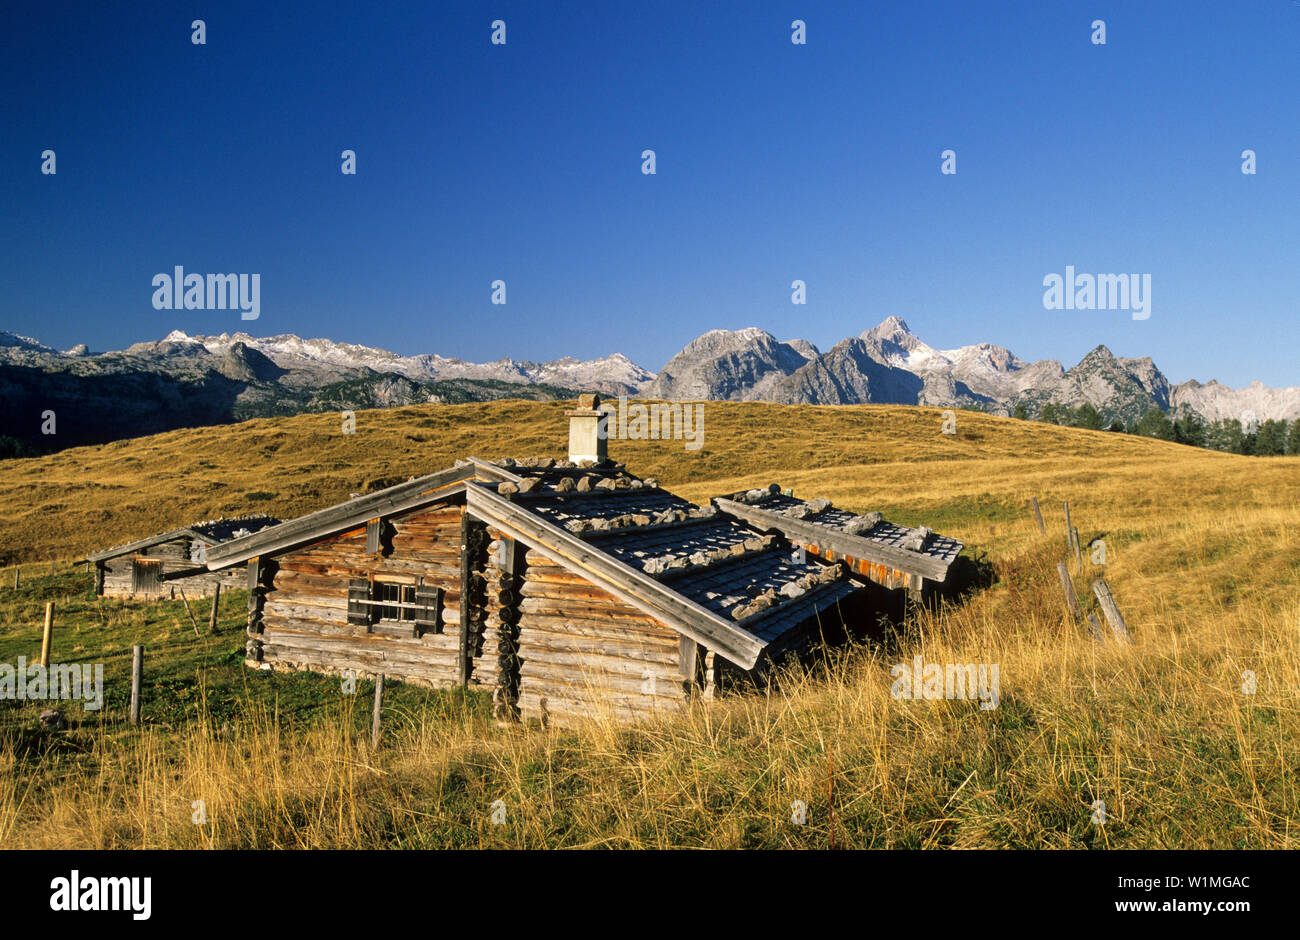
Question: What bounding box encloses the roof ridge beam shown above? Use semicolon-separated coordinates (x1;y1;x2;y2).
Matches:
713;497;953;583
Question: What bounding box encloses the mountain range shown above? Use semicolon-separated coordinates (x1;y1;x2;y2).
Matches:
647;317;1300;427
2;319;1295;451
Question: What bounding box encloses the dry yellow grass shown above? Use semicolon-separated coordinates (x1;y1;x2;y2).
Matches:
1;401;1297;847
0;399;1198;563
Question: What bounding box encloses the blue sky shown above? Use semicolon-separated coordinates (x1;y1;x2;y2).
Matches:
2;1;1297;386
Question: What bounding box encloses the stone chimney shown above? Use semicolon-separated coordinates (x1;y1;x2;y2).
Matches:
566;393;607;464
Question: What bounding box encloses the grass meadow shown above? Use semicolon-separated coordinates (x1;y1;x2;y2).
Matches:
1;401;1296;847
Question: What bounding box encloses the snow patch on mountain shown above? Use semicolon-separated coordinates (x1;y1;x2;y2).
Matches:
650;317;1300;422
3;329;656;397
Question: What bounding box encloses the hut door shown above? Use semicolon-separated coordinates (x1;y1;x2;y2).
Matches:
131;558;163;594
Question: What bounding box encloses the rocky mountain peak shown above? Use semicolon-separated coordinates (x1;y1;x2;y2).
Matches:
218;341;285;384
646;327;814;401
860;315;916;347
0;331;54;352
786;338;820;360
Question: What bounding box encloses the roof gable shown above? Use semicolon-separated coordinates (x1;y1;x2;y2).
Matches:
203;461;487;568
88;514;280;563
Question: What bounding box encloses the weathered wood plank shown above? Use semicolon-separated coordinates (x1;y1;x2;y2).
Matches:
518;596;667;625
516;611;677;640
518;644;681;676
1057;562;1083;623
1092;579;1132;643
458;509;472;685
1030;497;1047;534
518;629;678;662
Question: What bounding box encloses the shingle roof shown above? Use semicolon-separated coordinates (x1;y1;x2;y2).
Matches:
189;515;282;543
519;484;849;624
468;460;913;667
713;485;963;582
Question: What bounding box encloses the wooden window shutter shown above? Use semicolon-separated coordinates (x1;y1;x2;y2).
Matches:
347;578;371;625
365;519;381;554
132;558;162;593
414;578;442;634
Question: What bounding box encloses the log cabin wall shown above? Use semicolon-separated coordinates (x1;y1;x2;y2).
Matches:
512;547;694;727
458;515;490;685
97;537;248;599
480;529;518;719
257;503;474;689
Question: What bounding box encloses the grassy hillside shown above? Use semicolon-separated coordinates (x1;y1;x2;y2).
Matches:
0;399;1247;563
1;401;1297;848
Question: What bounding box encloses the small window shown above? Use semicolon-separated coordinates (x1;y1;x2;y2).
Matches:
375;581;417;622
348;576;442;637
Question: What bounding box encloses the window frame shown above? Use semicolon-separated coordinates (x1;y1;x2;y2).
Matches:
347;574;443;637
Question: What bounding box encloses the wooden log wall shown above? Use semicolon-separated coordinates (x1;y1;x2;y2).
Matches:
473;527;502;691
257;504;476;689
246;556;270;662
457;516;490;684
482;531;523;719
513;548;693;727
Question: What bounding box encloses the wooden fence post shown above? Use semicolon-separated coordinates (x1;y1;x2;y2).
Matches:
1086;613;1106;643
1092;580;1132;643
1057;562;1083;623
13;568;19;590
178;586;200;637
39;602;54;667
208;583;221;634
1063;501;1073;550
1030;497;1047;534
1070;526;1083;571
129;645;144;725
371;673;385;749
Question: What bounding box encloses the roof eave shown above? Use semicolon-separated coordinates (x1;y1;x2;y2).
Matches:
713;497;958;583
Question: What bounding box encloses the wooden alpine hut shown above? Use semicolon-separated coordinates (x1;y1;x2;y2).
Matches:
88;515;280;599
202;396;962;726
